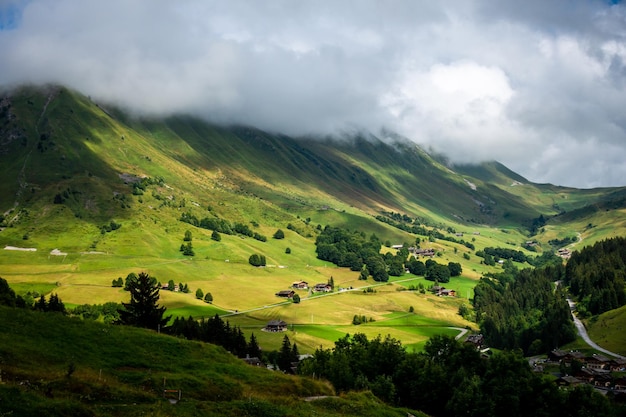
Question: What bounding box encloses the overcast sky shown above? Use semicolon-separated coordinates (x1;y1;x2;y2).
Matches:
1;0;625;188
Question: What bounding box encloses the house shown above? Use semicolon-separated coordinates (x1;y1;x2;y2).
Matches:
430;286;455;297
413;248;435;257
557;248;571;259
275;290;295;298
556;376;583;387
265;320;287;332
465;334;485;350
313;283;332;293
242;355;264;367
586;354;611;371
610;358;626;372
548;349;585;364
292;281;308;289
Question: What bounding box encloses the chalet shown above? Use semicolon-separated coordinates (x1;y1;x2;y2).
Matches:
313;283;332;293
242;355;264;367
292;281;308;289
610;358;626;372
265;320;287;332
586;354;611;371
275;290;295;298
548;349;585;364
556;376;583;387
413;248;435;257
430;286;455;297
557;248;571;259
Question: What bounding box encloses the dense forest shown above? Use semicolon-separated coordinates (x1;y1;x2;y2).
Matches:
299;333;618;417
473;262;576;355
564;236;626;316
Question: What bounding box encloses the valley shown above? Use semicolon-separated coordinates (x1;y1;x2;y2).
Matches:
1;85;625;357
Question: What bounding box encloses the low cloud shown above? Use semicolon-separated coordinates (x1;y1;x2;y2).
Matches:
1;0;625;188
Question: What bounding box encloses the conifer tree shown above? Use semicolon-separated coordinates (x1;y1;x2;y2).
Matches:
118;272;170;330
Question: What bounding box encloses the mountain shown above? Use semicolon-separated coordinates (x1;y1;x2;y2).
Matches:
2;85;624;239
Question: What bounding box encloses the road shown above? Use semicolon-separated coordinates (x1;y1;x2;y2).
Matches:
567;298;626;360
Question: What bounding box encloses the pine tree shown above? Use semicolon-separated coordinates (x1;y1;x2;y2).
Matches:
278;335;293;372
118;272;170;330
248;333;261;358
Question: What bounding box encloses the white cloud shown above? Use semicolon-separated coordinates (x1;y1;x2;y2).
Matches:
1;0;625;188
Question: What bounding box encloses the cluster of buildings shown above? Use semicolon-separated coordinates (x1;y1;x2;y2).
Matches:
275;281;332;298
547;349;626;392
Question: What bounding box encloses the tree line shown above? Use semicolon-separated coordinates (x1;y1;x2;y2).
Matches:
299;333;617;416
180;211;267;242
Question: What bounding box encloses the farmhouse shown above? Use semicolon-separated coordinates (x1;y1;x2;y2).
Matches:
313;283;332;293
412;248;435;257
275;290;295;298
265;320;287;332
431;286;455;297
586;354;611;370
292;281;308;289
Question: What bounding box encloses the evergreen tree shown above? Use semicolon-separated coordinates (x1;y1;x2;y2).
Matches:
0;277;17;307
47;293;66;314
273;229;285;239
204;292;213;303
118;272;170;330
183;230;192;242
278;335;294;372
248;333;261;358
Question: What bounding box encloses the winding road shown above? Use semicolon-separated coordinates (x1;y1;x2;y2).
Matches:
567;298;626;360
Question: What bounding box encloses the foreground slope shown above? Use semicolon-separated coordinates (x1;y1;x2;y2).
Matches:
0;305;420;417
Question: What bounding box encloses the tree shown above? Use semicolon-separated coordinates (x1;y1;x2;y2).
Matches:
278;335;294;372
112;277;124;287
292;293;300;303
248;333;261;358
167;279;175;291
285;247;291;254
118;272;170;330
0;277;17;307
182;242;194;256
248;254;266;267
448;262;462;277
195;288;204;299
204;292;213;303
124;272;138;291
47;293;66;314
211;230;221;241
328;276;335;290
183;230;192;242
273;229;285;239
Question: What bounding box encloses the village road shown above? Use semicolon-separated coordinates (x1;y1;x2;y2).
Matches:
567;298;626;360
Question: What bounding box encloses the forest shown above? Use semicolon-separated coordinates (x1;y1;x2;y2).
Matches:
564;236;626;316
473;261;576;355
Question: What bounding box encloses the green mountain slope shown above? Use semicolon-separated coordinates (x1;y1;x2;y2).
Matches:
3;85;624;235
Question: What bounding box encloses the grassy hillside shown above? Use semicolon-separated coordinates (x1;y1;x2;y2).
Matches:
0;305;422;417
1;85;626;354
